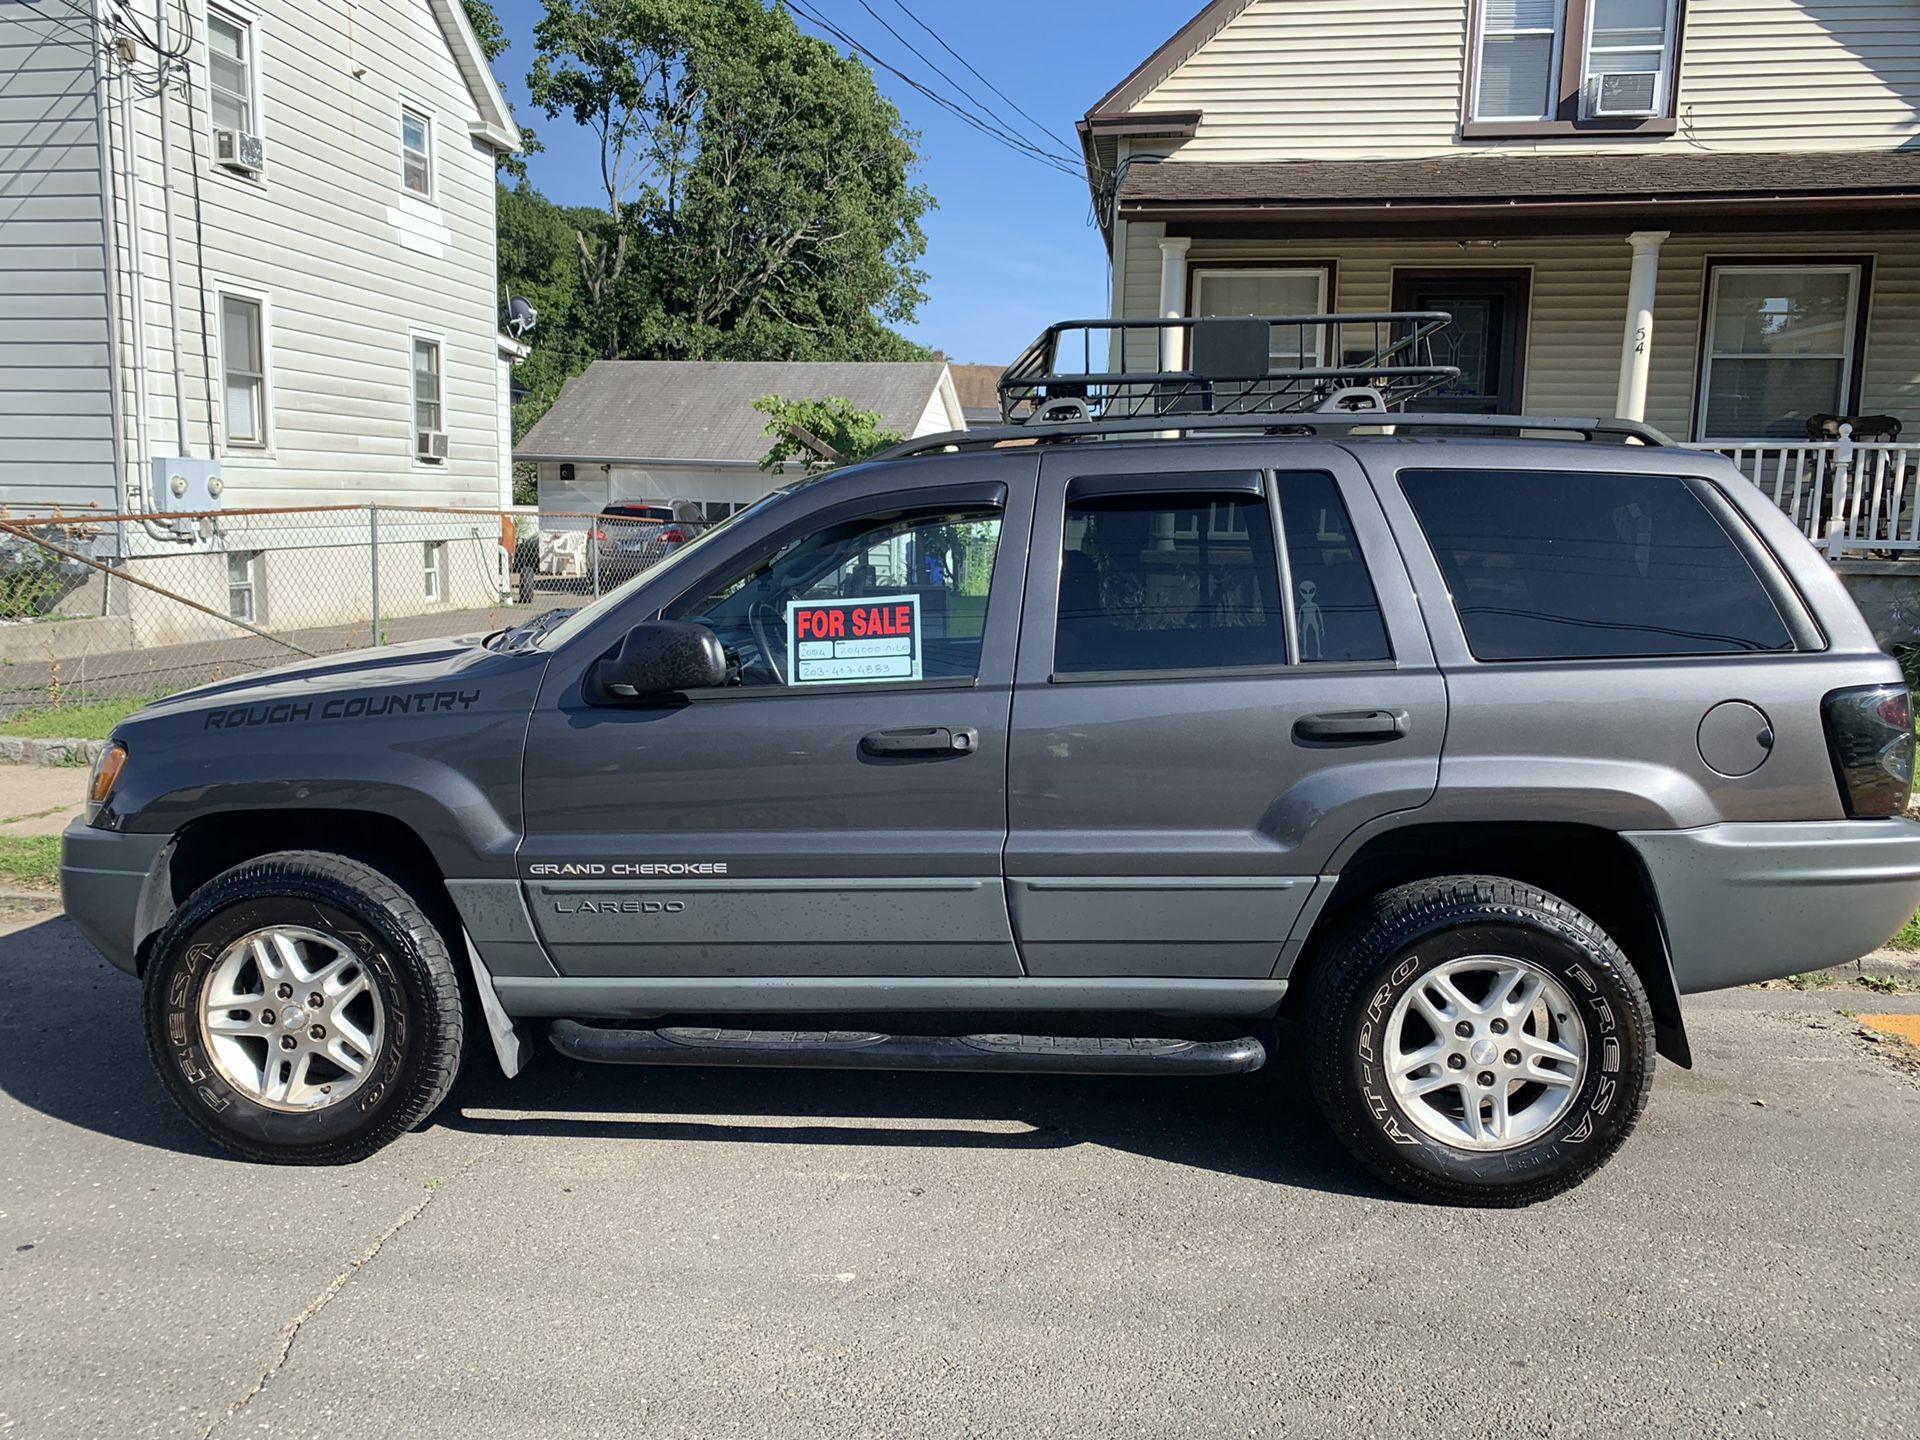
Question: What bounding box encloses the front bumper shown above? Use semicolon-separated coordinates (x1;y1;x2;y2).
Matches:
59;820;170;976
1626;818;1920;993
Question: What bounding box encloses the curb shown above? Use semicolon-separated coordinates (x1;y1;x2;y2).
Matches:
0;737;106;767
0;886;60;912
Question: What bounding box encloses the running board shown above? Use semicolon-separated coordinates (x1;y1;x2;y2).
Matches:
548;1021;1266;1076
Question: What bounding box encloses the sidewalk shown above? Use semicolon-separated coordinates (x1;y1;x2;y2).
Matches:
0;765;87;837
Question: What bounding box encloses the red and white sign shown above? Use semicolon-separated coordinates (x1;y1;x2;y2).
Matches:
786;594;922;684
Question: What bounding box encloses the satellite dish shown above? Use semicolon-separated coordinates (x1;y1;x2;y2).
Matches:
505;296;538;337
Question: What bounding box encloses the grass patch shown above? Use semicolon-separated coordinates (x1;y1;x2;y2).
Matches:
1888;908;1920;952
0;836;59;889
1783;971;1839;991
0;690;170;740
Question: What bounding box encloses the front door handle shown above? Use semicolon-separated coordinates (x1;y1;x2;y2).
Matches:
861;726;978;757
1293;709;1409;743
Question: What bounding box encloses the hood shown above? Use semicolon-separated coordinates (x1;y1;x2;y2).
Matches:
127;634;515;726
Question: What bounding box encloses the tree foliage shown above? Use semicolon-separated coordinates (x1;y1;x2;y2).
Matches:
753;395;903;474
511;0;932;372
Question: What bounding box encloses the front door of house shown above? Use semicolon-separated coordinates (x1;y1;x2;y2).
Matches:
1392;271;1531;415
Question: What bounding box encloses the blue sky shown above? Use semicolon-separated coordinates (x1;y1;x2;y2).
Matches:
488;1;1185;364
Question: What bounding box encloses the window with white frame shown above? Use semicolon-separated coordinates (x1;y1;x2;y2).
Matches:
219;293;267;447
227;551;260;622
1581;0;1676;117
207;9;255;135
1469;0;1678;124
423;541;446;601
1192;267;1331;366
1697;263;1864;441
412;337;443;458
401;107;433;198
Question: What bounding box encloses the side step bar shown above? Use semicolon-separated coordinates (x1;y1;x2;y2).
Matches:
549;1021;1266;1077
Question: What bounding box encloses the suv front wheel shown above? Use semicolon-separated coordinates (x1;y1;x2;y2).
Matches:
1305;876;1656;1207
142;850;465;1164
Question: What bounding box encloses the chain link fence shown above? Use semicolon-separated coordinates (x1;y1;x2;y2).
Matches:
0;503;696;723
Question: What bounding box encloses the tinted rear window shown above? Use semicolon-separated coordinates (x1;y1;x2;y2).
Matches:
1399;469;1795;660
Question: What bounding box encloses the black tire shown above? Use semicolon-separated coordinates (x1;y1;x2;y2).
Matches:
1305;875;1656;1207
142;850;464;1164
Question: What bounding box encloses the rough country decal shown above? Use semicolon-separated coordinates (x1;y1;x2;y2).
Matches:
529;862;728;877
204;690;483;730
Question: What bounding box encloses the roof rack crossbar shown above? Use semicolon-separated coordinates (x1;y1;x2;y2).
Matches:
868;411;1676;464
997;312;1464;425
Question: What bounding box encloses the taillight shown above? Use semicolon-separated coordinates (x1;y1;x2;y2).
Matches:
661;528;686;543
1822;684;1915;816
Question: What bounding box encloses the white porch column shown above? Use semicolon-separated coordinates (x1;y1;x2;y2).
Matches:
1158;235;1192;371
1614;229;1669;422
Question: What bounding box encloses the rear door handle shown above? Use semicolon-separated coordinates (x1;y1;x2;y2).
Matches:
1293;708;1409;743
861;726;978;757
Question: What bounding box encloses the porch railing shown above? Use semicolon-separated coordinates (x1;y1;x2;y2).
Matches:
1687;427;1920;559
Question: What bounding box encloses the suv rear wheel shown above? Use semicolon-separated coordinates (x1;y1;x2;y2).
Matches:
142;850;464;1164
1305;876;1656;1207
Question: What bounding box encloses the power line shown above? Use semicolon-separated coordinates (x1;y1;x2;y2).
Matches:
880;0;1068;164
847;0;1077;168
785;0;1083;179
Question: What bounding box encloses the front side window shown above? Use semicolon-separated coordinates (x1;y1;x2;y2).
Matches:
671;507;1002;688
1698;263;1862;440
219;294;266;447
226;551;259;622
412;337;442;446
207;10;254;133
401;108;432;198
1055;486;1286;675
1400;468;1795;660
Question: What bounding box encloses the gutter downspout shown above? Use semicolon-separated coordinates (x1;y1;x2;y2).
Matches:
1614;229;1668;423
92;19;129;602
116;62;151;505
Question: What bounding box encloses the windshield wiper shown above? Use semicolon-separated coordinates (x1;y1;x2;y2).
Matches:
496;607;573;652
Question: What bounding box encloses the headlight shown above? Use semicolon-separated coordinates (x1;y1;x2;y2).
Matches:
87;741;127;817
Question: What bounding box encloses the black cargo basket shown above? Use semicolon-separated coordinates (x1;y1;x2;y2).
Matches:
997;313;1461;425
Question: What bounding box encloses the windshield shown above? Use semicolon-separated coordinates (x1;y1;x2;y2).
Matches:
529;492;782;651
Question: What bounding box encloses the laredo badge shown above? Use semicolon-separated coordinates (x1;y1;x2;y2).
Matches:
786;593;922;685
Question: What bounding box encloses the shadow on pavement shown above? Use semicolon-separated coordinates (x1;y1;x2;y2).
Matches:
441;1027;1390;1200
0;913;1389;1199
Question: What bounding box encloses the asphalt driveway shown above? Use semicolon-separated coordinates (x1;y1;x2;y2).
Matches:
2;907;1915;1439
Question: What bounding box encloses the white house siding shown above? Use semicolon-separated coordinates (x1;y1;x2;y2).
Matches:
105;0;504;512
1135;0;1920;161
0;2;117;510
1121;221;1920;440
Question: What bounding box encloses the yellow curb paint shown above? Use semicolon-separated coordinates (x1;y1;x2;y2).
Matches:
1860;1013;1920;1046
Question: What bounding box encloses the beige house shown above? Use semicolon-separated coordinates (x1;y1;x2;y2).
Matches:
1082;0;1920;551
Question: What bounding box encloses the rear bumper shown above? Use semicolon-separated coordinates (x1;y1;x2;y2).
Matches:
59;820;169;977
1625;819;1920;993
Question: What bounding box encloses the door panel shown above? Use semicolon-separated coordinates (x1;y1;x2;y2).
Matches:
519;457;1036;979
1006;444;1445;979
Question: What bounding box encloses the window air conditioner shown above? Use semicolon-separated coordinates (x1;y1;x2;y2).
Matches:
214;128;266;174
416;430;449;461
1589;72;1660;118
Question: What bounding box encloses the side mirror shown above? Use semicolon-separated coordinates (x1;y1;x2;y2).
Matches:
585;620;727;704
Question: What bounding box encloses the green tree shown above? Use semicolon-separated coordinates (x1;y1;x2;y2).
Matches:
528;0;930;364
754;395;902;474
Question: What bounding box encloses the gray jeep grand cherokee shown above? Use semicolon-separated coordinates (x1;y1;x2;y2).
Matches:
59;317;1920;1206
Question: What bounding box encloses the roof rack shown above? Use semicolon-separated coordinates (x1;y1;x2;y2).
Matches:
997;312;1461;425
868;410;1675;464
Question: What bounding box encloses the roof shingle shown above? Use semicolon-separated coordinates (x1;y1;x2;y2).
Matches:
516;361;953;464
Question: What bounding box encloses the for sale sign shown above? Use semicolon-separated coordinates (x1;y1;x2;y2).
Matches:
786;593;923;685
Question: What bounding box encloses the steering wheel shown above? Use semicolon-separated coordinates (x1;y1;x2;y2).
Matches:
749;600;787;685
